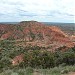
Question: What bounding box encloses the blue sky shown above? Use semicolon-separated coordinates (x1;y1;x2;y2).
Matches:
0;0;75;23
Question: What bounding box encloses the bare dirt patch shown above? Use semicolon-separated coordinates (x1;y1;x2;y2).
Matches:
67;72;75;75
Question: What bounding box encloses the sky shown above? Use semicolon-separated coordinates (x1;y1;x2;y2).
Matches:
0;0;75;23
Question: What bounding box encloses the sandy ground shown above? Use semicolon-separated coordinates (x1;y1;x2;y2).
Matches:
33;72;75;75
68;72;75;75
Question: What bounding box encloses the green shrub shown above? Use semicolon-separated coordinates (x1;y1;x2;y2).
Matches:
18;71;24;75
61;69;69;74
25;67;34;73
11;72;18;75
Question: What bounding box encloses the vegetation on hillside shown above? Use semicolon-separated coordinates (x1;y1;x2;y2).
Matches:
0;40;75;74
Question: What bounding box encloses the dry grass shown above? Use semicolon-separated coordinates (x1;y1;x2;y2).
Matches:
1;65;75;75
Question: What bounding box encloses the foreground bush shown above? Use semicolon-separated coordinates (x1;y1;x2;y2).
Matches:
1;65;75;75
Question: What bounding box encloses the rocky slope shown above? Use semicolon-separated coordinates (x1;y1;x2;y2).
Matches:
0;21;75;48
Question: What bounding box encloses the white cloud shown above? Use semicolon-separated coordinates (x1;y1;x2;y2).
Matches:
0;0;74;22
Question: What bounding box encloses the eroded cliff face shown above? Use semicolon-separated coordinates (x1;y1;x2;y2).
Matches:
12;54;24;66
0;21;74;48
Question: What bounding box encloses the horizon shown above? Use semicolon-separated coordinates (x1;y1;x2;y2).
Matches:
0;0;74;23
0;20;75;24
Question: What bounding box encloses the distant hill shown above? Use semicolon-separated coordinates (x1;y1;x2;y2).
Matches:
0;21;75;49
0;22;19;24
43;22;75;36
